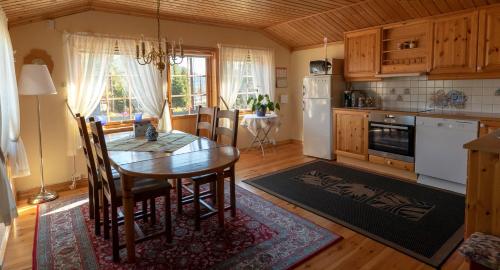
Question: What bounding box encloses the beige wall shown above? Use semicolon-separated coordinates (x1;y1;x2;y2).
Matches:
10;11;292;191
289;43;345;141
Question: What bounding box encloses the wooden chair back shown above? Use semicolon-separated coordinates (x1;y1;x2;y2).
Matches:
213;109;239;147
75;113;99;188
195;106;217;139
89;119;117;201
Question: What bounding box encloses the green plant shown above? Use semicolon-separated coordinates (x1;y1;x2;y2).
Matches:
247;94;280;112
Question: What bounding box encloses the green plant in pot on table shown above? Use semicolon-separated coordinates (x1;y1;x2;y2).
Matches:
247;94;280;117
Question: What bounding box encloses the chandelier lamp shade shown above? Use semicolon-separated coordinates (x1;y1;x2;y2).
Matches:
136;0;184;74
18;64;58;205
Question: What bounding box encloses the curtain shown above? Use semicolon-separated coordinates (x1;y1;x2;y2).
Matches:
118;39;172;131
64;32;115;156
0;7;24;224
249;48;275;101
219;45;248;109
219;45;275;109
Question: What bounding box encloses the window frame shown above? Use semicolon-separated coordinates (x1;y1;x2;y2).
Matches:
167;46;218;119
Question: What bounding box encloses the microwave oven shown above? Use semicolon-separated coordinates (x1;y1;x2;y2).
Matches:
309;58;343;75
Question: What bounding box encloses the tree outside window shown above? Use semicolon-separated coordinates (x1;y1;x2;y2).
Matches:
170;56;208;116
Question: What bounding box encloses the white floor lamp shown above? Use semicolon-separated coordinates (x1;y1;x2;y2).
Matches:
18;64;58;205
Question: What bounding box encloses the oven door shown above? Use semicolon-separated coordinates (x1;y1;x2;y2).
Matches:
368;122;415;162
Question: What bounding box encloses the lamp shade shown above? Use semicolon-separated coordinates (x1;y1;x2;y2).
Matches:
18;64;57;96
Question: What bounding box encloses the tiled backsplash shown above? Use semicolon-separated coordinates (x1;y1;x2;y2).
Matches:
351;77;500;113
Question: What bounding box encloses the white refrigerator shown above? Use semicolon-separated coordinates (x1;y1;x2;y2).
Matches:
302;75;344;160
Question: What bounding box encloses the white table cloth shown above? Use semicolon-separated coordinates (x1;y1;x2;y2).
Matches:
240;114;281;156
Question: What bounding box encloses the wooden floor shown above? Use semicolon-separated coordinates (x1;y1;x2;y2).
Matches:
3;142;468;270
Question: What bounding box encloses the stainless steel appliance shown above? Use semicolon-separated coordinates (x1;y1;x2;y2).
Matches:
368;112;416;162
309;58;343;75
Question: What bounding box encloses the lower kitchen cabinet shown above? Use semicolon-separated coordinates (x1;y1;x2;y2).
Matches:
369;155;414;172
334;110;369;160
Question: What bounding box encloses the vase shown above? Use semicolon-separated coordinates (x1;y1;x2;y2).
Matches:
256;105;267;117
145;125;158;141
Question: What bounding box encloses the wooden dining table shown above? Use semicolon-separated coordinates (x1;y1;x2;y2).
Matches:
106;131;240;263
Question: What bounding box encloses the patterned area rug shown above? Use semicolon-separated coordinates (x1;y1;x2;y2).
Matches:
33;185;341;270
244;161;465;268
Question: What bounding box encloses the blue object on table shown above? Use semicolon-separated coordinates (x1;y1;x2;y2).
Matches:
146;125;158;141
134;113;143;122
96;115;107;125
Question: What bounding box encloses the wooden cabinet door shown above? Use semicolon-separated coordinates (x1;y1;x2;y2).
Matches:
478;6;500;74
431;11;478;74
344;29;381;81
335;111;368;160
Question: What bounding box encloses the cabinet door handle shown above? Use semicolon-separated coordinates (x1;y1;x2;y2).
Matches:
386;160;392;165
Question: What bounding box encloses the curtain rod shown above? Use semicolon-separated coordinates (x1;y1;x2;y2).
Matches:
217;43;273;51
63;31;165;42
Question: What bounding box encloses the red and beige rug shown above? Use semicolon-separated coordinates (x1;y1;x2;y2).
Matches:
33;185;341;269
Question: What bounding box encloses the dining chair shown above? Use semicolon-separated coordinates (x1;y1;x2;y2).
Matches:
76;114;151;237
90;120;172;262
195;105;217;139
177;108;239;230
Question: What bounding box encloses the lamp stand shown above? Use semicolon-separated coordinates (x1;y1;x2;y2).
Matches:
28;96;58;205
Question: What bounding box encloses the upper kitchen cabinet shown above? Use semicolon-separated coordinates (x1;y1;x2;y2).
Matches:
344;28;381;81
477;6;500;74
381;21;432;74
431;11;478;75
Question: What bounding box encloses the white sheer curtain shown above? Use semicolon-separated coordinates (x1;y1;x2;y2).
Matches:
219;45;275;109
219;45;248;109
118;39;172;131
64;32;115;156
249;48;275;101
0;7;25;224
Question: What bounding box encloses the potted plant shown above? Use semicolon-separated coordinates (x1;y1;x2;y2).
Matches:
247;94;280;117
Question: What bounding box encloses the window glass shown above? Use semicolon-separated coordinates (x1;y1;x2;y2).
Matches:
90;55;148;123
170;56;208;116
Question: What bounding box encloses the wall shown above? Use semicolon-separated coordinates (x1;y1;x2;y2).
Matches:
9;11;292;192
289;43;344;141
352;77;500;113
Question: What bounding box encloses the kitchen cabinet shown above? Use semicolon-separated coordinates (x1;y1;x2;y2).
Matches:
477;6;500;74
431;11;478;75
334;110;369;160
369;155;414;172
479;120;500;137
344;28;381;81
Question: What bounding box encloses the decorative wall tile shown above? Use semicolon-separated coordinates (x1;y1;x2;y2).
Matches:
351;77;500;113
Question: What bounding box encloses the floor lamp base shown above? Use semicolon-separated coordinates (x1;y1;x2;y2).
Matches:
28;189;58;205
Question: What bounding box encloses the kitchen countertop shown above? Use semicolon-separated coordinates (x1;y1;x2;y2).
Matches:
333;107;500;121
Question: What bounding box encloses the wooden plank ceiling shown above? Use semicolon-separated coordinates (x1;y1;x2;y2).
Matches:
1;0;499;49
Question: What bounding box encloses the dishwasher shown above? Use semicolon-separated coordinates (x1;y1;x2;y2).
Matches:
415;116;478;194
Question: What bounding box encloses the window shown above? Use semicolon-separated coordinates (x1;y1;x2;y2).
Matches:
91;55;147;123
170;56;209;116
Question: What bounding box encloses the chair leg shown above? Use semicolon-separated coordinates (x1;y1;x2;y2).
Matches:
150;198;156;225
194;182;201;231
94;187;101;236
230;169;236;218
165;192;172;242
142;200;148;222
111;203;120;262
176;178;183;215
88;182;94;220
103;196;110;240
209;182;216;204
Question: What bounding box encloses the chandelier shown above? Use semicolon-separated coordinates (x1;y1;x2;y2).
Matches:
136;0;183;74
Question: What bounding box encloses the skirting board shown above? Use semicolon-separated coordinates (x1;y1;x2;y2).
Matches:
16;178;88;202
240;139;302;151
0;224;10;270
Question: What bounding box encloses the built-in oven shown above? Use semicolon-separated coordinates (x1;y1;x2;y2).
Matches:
368;113;415;162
